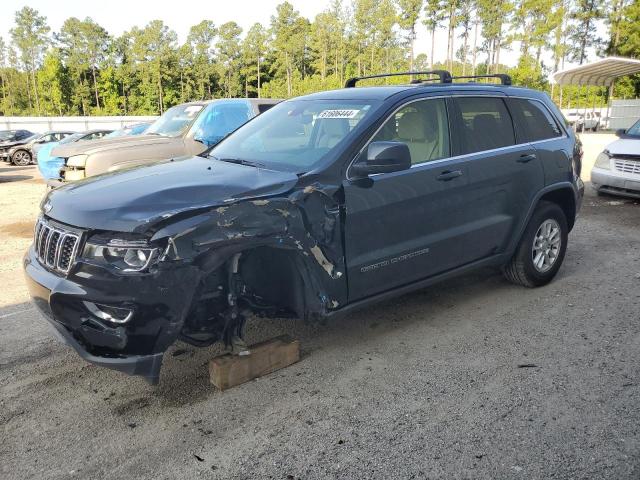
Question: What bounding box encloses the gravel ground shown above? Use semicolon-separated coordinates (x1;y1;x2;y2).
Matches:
1;135;639;479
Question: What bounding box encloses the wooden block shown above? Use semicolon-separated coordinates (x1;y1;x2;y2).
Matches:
209;335;300;390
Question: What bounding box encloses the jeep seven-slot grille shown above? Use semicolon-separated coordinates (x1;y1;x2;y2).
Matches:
34;218;80;273
613;158;640;176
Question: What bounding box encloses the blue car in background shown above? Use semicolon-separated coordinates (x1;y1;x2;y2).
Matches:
50;98;280;184
106;122;152;138
37;129;112;180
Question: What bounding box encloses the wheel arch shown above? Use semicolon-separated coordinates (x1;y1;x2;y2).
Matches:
538;187;576;231
509;183;578;257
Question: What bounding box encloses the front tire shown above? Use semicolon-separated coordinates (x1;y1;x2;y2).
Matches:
503;201;568;287
11;149;32;166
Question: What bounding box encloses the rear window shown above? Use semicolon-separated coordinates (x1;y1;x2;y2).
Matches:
454;97;515;154
509;98;563;142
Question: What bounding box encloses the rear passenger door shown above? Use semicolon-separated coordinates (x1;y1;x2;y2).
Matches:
449;95;545;257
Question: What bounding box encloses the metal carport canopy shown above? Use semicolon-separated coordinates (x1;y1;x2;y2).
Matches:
552;57;640;86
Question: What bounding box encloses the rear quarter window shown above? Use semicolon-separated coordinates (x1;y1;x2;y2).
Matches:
508;98;563;142
257;103;276;114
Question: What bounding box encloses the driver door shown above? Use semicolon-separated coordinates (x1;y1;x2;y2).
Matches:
343;97;477;301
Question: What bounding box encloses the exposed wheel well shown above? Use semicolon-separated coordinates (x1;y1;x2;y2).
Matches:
239;247;307;318
181;246;308;346
538;188;576;231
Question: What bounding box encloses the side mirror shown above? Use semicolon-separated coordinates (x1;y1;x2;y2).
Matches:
615;128;626;137
351;141;411;178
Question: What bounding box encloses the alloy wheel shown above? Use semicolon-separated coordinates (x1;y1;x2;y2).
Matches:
531;219;562;273
12;150;31;165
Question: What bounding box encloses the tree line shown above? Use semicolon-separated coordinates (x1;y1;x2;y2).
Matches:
0;0;638;116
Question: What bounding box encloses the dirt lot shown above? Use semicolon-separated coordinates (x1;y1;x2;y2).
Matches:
1;134;639;479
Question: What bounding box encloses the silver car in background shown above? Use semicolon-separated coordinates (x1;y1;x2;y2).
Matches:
591;119;640;199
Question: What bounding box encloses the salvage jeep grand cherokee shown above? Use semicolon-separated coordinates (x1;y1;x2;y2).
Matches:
24;71;584;384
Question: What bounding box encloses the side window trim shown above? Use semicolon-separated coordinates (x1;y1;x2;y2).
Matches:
346;93;568;180
346;95;452;179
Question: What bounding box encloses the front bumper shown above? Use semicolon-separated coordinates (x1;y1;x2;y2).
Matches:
23;246;199;384
591;167;640;199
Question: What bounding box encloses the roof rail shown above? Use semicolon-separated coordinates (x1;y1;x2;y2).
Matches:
452;74;512;86
344;70;452;88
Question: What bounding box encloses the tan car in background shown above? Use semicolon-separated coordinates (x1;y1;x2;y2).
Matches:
50;98;279;185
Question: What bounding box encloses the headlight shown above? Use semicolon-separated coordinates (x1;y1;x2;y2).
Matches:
83;240;157;272
594;151;611;170
67;154;88;167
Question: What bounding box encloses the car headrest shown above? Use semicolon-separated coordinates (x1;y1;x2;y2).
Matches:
472;114;499;134
397;111;427;141
318;118;350;136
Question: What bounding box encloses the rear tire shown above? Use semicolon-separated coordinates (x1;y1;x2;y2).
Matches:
11;149;32;166
503;201;568;287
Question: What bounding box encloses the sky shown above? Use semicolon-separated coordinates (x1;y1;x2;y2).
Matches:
2;0;601;72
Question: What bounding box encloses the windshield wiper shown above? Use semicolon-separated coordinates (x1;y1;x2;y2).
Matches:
211;156;265;168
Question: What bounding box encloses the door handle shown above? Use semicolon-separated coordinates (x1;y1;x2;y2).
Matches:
517;153;537;163
437;170;463;181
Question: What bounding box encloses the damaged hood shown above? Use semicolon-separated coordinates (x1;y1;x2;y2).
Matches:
45;156;299;232
51;134;177;158
1;138;31;148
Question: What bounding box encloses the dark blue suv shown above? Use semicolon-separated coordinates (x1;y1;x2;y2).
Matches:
24;71;584;383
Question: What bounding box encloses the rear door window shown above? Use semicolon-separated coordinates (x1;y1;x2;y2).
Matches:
453;97;515;154
508;98;563;142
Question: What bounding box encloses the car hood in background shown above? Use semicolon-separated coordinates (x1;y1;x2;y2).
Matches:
51;134;179;158
606;138;640;156
45;156;299;232
0;139;30;149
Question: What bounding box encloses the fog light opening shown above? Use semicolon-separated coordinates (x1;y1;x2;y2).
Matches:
83;301;133;324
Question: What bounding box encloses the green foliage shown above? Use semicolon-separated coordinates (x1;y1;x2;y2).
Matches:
508;54;548;89
10;6;50;114
37;48;70;115
0;0;639;116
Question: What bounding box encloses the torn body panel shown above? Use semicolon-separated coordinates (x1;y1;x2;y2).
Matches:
160;182;348;348
25;163;347;383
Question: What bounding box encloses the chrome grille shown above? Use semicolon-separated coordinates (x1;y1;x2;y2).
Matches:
614;158;640;175
33;217;81;274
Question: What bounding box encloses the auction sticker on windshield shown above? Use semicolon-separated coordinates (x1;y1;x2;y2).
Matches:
318;109;360;119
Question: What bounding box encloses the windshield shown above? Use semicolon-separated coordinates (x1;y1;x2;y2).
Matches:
626;119;640;137
146;104;204;137
210;99;380;172
188;101;252;147
0;131;15;141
